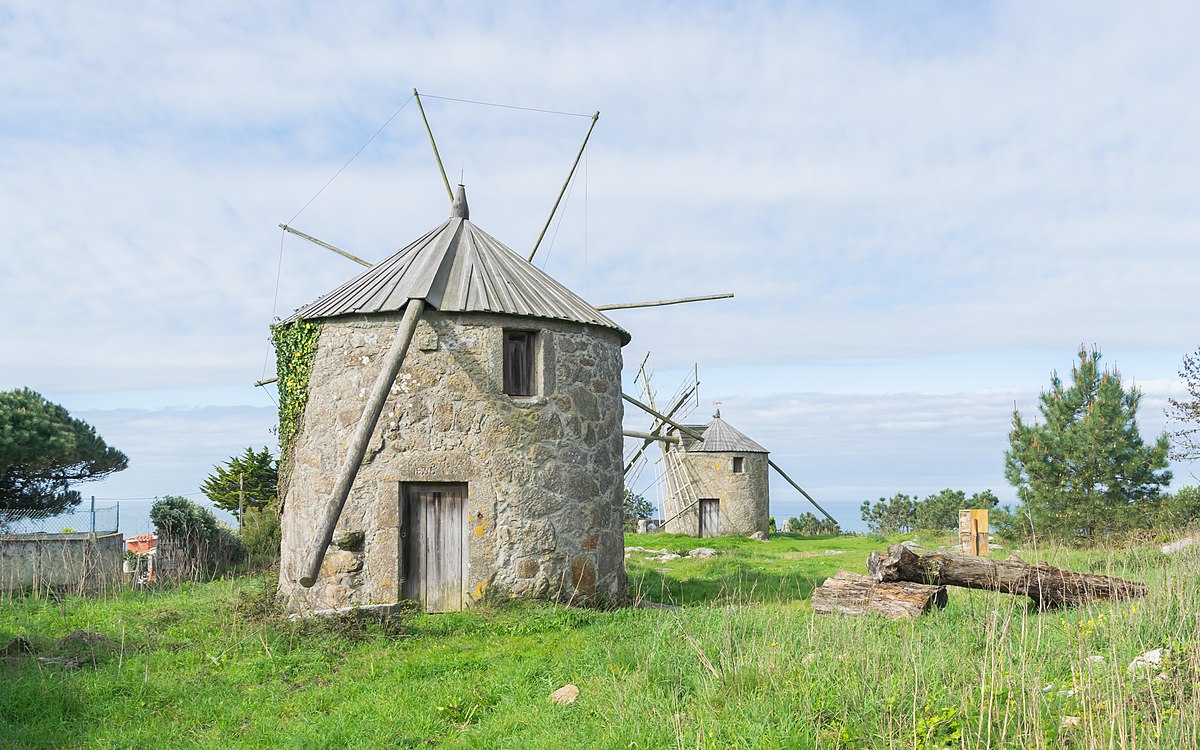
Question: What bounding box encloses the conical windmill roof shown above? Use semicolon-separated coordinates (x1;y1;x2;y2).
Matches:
681;415;769;454
289;186;630;344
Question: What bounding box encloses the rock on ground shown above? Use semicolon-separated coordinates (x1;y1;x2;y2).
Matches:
549;684;580;705
1128;648;1169;674
688;548;718;558
1162;537;1197;554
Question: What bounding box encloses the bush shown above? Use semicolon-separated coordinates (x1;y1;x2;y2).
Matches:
240;505;281;564
860;494;916;534
862;489;1000;533
150;495;235;581
785;513;841;535
623;488;654;531
914;489;999;530
150;495;218;542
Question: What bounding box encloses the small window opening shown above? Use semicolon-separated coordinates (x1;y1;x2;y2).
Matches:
732;456;745;474
503;330;536;397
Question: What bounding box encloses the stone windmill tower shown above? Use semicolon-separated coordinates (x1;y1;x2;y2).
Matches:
276;186;631;613
662;411;771;537
626;364;838;538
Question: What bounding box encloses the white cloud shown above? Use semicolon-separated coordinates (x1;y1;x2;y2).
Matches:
4;1;1200;524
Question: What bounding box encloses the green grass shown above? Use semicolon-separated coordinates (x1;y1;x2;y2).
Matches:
2;533;1198;748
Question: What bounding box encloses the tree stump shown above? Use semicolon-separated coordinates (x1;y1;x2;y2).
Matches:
867;544;1148;609
811;571;947;620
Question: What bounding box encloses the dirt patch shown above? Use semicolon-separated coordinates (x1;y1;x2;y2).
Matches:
3;630;117;670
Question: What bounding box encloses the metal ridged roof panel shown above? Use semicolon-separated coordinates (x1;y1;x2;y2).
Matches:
287;196;630;344
684;417;769;454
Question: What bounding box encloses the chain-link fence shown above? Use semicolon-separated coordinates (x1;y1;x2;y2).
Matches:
0;502;119;535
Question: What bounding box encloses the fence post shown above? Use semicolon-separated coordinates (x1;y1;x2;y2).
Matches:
90;496;95;533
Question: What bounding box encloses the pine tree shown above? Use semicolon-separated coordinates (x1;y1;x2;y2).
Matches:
859;493;916;533
200;447;277;516
0;388;128;519
914;489;999;530
1004;347;1171;539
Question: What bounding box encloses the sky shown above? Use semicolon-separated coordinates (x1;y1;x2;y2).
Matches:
2;1;1198;533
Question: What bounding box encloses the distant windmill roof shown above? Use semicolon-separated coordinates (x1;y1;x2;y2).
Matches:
678;414;769;453
289;186;631;344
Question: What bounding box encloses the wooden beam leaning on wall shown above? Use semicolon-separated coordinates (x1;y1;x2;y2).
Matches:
299;298;427;588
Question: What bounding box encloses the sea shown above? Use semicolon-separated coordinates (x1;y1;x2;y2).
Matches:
17;497;868;538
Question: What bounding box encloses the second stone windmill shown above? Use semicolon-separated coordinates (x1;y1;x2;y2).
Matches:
625;364;837;538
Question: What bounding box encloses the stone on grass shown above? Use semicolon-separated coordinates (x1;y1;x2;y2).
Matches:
688;547;718;559
823;550;844;556
1128;648;1169;674
749;531;768;542
653;553;681;561
1162;537;1197;554
550;684;580;705
900;540;921;549
1084;655;1106;668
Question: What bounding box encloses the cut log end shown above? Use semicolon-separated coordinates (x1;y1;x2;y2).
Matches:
812;571;947;620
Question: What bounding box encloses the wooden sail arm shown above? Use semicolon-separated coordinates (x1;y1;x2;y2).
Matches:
299;299;426;587
529;111;600;263
596;293;734;311
413;89;454;203
622;383;698;474
621;393;706;442
278;224;373;268
623;430;680;444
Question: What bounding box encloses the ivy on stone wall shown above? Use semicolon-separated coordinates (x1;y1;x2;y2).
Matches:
271;319;321;470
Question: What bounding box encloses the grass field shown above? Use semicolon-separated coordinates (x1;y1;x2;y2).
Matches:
2;532;1198;749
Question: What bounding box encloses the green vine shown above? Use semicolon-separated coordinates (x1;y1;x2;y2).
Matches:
271;319;321;471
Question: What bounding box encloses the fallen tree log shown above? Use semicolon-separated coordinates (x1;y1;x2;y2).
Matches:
867;544;1148;609
811;571;947;620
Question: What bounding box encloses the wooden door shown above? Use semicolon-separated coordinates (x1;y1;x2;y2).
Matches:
699;498;720;538
402;484;466;612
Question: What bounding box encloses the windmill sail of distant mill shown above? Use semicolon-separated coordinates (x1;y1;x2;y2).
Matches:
626;358;837;538
259;90;736;613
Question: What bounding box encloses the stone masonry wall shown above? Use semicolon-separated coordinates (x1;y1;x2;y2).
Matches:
664;452;770;537
279;309;626;612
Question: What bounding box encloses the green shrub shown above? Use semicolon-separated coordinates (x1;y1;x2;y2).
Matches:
240;505;281;564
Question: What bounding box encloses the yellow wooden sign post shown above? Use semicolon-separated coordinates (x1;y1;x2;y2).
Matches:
958;509;989;556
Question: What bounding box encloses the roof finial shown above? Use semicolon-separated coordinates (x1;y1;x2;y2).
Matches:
451;184;469;220
713;400;722;419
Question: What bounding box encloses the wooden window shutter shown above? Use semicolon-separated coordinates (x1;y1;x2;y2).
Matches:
504;331;534;396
